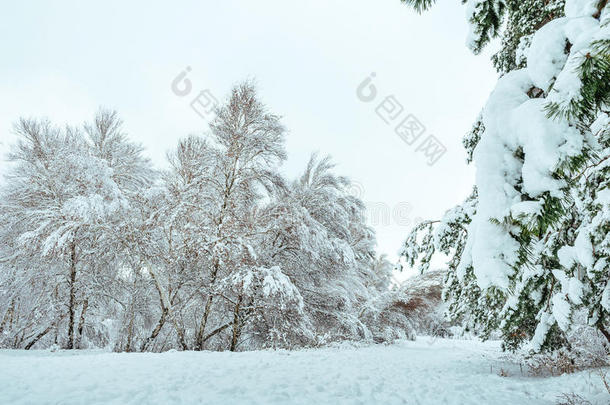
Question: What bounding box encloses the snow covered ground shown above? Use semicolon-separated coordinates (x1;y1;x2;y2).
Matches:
1;338;609;405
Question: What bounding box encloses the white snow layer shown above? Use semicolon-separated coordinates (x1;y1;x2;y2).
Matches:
461;0;606;290
1;338;609;405
527;18;570;91
565;0;602;18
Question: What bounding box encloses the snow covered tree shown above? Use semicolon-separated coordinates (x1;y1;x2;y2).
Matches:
195;81;287;350
0;84;409;352
401;0;566;73
400;0;610;351
0;110;154;349
258;154;404;344
491;0;566;74
144;82;289;351
217;265;314;349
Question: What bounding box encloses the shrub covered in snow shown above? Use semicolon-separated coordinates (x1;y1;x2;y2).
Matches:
394;270;450;337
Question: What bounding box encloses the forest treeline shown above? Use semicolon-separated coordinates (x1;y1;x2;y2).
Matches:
0;83;414;352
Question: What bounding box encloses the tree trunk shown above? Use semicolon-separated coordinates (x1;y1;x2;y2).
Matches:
125;312;135;352
229;295;243;352
202;322;231;343
143;267;177;352
25;324;53;350
196;188;230;350
66;241;77;349
195;296;214;350
195;260;221;351
141;308;168;352
75;298;88;349
125;290;136;353
0;299;15;335
171;319;188;351
25;313;65;350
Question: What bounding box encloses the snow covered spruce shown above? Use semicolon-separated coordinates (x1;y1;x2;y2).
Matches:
401;0;610;354
0;83;414;352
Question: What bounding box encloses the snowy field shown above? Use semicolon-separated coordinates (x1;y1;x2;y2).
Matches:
1;338;609;405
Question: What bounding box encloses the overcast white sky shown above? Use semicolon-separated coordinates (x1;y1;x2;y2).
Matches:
0;0;498;268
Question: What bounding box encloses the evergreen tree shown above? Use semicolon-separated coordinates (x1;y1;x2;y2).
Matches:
401;0;566;73
400;0;610;351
